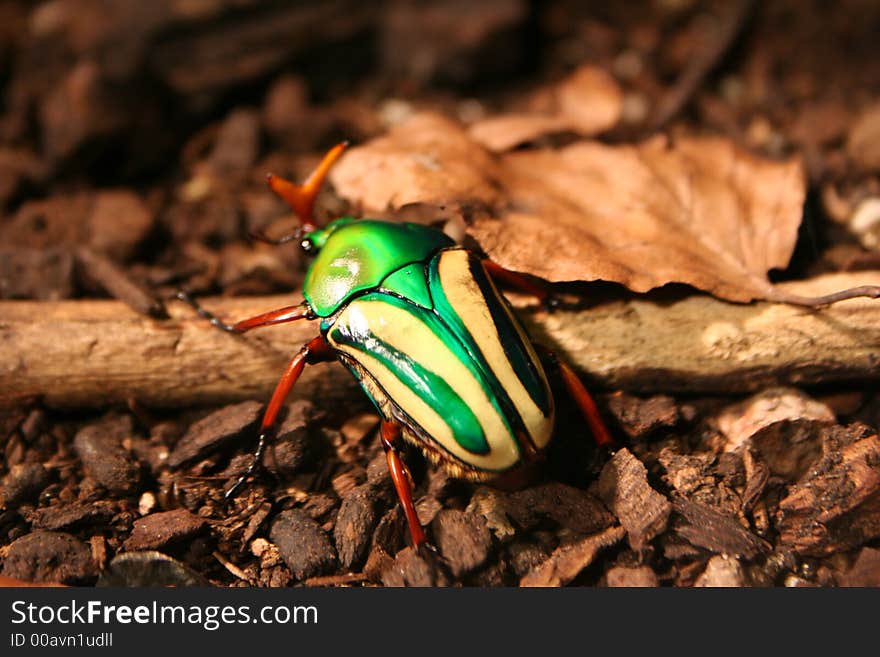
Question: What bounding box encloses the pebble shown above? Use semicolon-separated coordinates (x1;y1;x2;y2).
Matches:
2;530;96;584
270;509;337;581
123;508;208;551
73;415;140;495
431;509;493;577
2;463;50;507
334;483;388;570
168;401;262;468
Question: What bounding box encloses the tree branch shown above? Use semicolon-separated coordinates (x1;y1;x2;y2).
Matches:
2;271;879;408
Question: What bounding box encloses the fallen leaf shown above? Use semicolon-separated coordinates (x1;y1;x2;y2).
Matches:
837;547;880;587
604;565;658;587
0;575;67;588
553;66;623;135
469;113;571;153
329;113;501;215
332;112;817;303
477;136;807;303
469;65;623;151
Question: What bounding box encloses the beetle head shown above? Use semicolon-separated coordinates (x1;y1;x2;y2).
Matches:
299;217;356;253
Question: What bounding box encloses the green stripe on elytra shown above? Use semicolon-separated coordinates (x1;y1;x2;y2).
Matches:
373;291;511;426
426;256;527;446
329;301;491;456
428;251;551;427
465;254;551;415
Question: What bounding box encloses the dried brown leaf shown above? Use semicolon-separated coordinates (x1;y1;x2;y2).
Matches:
333;113;821;304
693;555;746;587
554;66;623;135
468;114;571;154
329;112;501;214
479;136;807;303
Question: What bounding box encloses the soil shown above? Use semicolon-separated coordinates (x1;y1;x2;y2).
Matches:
1;0;880;587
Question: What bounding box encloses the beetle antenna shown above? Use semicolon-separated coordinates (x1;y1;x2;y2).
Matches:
266;141;348;234
248;227;302;245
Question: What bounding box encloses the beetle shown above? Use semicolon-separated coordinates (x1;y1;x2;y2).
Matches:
179;142;613;547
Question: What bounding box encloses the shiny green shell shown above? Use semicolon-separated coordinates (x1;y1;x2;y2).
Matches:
300;217;554;476
302;218;455;317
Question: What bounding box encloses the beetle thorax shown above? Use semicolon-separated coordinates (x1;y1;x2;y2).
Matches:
301;219;454;317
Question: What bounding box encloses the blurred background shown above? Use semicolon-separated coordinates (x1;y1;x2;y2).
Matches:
2;0;879;303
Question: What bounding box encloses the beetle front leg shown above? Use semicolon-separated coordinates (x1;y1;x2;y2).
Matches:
176;290;310;334
225;335;335;499
380;421;428;547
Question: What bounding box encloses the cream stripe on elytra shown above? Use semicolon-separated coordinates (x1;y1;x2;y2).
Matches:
437;250;554;449
330;299;521;471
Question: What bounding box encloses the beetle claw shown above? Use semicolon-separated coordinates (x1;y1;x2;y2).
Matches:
224;466;259;500
414;541;455;584
223;462;275;501
416;541;439;558
224;429;272;499
223;475;248;501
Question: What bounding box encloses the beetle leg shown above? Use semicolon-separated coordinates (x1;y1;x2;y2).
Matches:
226;303;311;333
482;259;559;310
267;141;348;233
380;421;428;547
556;358;615;448
225;335;335;499
176;290;310;334
540;348;615;448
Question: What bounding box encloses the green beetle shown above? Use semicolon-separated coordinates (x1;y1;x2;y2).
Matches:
181;143;612;546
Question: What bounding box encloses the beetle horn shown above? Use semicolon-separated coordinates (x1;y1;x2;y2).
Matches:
266;141;348;234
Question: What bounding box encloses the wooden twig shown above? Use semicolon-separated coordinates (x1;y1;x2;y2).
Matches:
650;0;755;131
1;271;879;408
0;294;357;409
76;247;168;319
